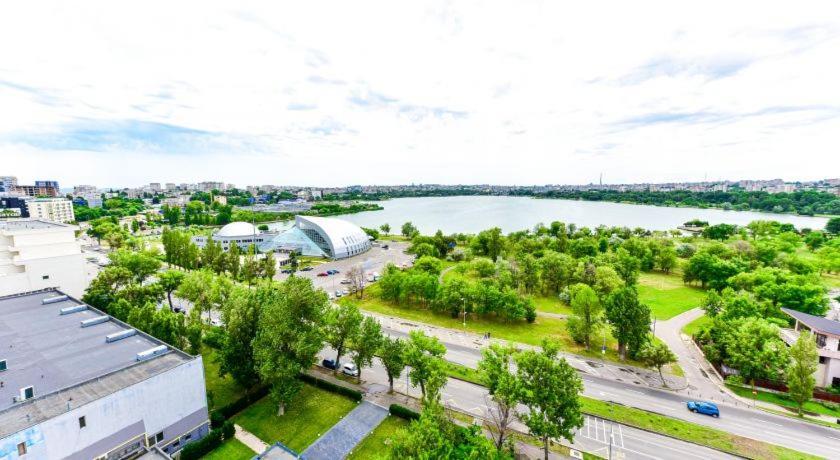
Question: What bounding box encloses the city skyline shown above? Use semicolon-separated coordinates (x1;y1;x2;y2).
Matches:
2;1;840;186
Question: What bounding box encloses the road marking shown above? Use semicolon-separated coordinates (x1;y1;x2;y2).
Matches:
625;389;645;395
753;418;782;427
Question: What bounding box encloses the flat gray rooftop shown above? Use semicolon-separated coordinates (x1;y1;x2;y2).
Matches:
0;218;69;231
0;290;190;436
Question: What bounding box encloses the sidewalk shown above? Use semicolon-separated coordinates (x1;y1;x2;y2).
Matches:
234;424;267;454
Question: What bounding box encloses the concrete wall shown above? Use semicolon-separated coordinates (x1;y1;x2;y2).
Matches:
0;357;209;460
0;228;86;298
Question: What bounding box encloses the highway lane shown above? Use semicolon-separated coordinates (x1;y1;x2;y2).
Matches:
377;323;840;459
318;347;735;460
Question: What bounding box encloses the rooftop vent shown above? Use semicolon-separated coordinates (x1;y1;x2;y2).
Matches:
43;295;69;305
80;316;109;328
136;345;168;362
105;329;136;343
59;305;87;315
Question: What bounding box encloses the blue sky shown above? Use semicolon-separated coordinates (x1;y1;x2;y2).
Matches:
1;1;839;187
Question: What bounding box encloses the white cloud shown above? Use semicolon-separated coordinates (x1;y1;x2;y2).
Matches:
1;0;839;187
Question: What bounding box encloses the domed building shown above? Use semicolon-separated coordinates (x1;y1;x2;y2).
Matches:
191;221;276;252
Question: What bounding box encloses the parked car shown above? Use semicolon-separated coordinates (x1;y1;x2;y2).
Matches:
342;288;350;295
382;245;389;250
686;401;719;417
301;266;314;271
322;359;339;370
332;269;341;274
280;269;293;274
342;362;359;377
334;290;343;298
340;279;352;284
317;272;329;277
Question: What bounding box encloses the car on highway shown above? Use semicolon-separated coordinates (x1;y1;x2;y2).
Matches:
686;401;719;417
317;272;329;276
322;359;339;370
342;362;359;377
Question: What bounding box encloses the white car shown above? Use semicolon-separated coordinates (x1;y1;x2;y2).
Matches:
342;363;359;377
334;290;343;298
340;279;352;285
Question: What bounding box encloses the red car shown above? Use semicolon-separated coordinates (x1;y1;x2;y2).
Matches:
317;272;329;277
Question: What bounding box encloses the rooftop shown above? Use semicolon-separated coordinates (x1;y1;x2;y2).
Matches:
0;218;73;232
0;289;191;437
781;307;840;336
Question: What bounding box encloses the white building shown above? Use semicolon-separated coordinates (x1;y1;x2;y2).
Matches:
26;198;75;223
192;222;273;252
1;176;19;192
0;219;87;298
0;289;210;459
781;308;840;388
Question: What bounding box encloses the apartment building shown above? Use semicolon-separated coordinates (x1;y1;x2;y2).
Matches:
781;308;840;388
25;198;75;223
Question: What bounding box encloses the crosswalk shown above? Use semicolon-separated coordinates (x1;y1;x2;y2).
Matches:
578;415;625;451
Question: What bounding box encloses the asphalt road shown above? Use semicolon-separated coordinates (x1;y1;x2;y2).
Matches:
375;323;840;459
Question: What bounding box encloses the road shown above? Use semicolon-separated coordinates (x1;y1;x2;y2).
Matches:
371;317;840;459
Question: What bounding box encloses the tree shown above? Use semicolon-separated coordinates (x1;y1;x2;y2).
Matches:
219;285;262;389
379;337;406;393
538;251;575;295
825;217;840;235
402;221;418;237
786;331;818;417
347;265;366;298
227;243;241;279
403;330;447;402
605;287;651;360
656;245;678;274
639;341;677;386
516;341;584;460
262;252;277;279
109;249;161;283
323;303;363;373
157;270;185;311
566;283;603;350
177;270;231;322
722;317;789;387
478;344;521;450
702;223;737;240
380;223;391;235
613;248;640;285
350;316;383;381
254;276;328;415
201;239;226;274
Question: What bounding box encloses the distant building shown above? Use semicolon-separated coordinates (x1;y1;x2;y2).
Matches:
73;185;97;195
192;222;273;252
10;180;60;197
165;183;177;191
0;175;18;192
0;289;210;459
25;198;75;223
213;195;228;206
780;308;840;388
0;197;29;217
0;219;87;298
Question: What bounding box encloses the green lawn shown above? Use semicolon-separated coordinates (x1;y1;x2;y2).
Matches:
201;347;246;410
233;384;357;452
682;314;712;336
201;438;255;460
347;286;631;364
445;361;484;385
531;295;572;315
580;397;819;460
347;416;409;460
726;385;840;418
638;272;706;320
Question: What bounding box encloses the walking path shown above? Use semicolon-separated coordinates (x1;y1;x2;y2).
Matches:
234;424;267;454
301;401;389;460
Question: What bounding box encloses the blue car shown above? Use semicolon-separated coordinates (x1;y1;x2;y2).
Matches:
687;401;719;417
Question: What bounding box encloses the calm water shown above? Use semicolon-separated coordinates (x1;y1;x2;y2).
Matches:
322;196;829;234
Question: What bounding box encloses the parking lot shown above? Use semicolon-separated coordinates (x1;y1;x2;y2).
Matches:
273;241;414;296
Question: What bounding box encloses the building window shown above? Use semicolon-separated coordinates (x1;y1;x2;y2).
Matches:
819;356;828;364
42;275;49;280
149;431;164;445
0;359;6;371
79;416;86;428
816;334;827;348
21;386;34;400
17;443;26;455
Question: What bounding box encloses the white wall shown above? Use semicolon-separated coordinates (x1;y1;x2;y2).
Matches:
0;357;208;460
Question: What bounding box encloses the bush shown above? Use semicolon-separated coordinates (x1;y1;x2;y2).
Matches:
389;404;420;421
211;385;270;425
298;373;363;401
179;428;223;460
221;420;235;440
202;327;226;350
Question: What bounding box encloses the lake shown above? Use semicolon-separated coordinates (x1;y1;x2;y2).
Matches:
313;196;830;234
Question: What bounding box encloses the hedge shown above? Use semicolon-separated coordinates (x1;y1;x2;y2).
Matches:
210;385;269;428
298;373;363;401
389;404;420;421
179;420;235;460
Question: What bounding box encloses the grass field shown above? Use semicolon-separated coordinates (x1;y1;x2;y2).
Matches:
637;272;706;320
682;314;712;336
348;285;634;364
233;385;357;452
201;347;246;410
346;416;409;460
726;385;840;418
201;438;255;460
531;295;572;315
580;397;819;460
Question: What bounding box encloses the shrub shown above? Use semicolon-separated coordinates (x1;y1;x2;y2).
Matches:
221;420;235;440
389;404;420;421
179;428;222;460
298;374;363;401
211;385;270;424
202;327;226;350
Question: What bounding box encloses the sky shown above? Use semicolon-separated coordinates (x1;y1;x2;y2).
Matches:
2;1;840;188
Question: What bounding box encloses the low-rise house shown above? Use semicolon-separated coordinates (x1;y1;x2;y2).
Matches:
781;308;840;388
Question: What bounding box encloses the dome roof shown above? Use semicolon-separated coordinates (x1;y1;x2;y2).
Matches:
216;221;258;237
